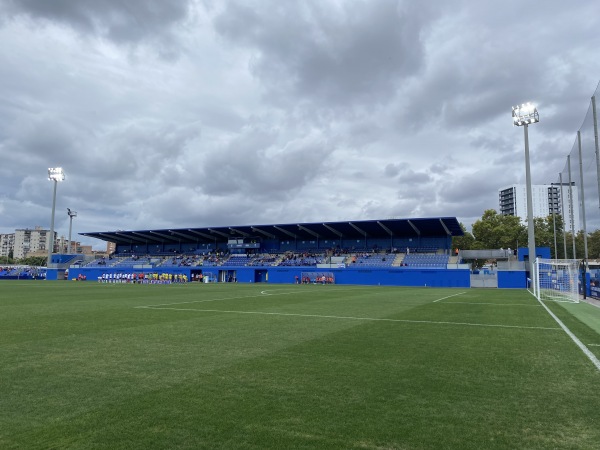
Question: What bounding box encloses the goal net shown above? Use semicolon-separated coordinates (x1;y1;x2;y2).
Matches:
534;258;580;303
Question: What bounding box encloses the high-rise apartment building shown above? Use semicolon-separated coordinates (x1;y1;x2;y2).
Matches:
498;183;580;231
13;226;55;260
0;233;14;259
106;241;116;254
55;235;83;254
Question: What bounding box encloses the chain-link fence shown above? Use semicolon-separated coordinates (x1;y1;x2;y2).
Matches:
555;81;600;260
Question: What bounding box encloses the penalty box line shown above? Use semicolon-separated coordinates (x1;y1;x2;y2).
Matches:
433;292;540;307
432;292;467;303
137;306;561;331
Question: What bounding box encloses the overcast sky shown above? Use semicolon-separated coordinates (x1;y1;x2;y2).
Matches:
1;0;600;249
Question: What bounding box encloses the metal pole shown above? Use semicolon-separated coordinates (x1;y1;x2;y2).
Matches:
567;155;576;258
67;215;73;254
47;179;57;267
581;259;587;300
552;203;557;260
559;172;568;258
523;124;537;276
592;96;600;209
577;130;588;261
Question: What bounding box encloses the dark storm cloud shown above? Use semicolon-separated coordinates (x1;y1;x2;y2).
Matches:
429;162;449;176
436;169;504;220
197;127;334;200
214;1;437;110
384;163;400;178
383;163;433;185
395;0;600;132
2;0;191;45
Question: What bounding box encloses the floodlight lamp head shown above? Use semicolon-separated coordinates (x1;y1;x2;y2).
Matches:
512;103;539;127
67;208;77;218
48;167;65;182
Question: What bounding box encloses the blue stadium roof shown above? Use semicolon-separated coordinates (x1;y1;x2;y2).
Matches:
80;217;463;246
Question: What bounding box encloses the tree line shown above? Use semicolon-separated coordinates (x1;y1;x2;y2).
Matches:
453;209;599;260
0;254;47;267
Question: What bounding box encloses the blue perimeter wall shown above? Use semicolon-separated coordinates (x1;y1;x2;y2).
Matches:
497;271;527;289
267;268;471;287
57;267;530;288
66;266;474;288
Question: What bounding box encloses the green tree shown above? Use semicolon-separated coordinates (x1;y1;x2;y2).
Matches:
587;229;600;259
533;214;567;258
452;223;475;251
17;256;47;267
471;210;526;250
559;231;588;260
577;231;587;260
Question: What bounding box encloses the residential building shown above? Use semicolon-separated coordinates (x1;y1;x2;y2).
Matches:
0;233;14;259
56;235;84;254
106;241;116;255
499;183;580;231
13;226;56;260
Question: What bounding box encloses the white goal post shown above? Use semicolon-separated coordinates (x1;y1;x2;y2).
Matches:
533;258;581;303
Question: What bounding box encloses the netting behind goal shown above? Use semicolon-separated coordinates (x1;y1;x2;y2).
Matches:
535;258;580;303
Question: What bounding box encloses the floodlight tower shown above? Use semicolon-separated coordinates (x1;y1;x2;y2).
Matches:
67;208;77;254
512;103;539;277
47;167;65;267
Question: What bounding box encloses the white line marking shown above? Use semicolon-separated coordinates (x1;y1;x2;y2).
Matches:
260;290;301;296
530;292;600;371
259;286;378;296
138;306;561;331
433;292;467;303
588;343;600;347
134;292;294;308
136;285;409;309
437;302;541;307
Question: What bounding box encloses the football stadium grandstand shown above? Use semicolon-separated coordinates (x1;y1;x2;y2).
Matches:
39;217;529;288
0;265;45;280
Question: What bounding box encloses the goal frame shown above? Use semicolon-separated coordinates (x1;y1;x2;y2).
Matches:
533;258;581;303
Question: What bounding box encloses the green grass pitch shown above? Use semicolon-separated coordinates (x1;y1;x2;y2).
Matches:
1;282;600;449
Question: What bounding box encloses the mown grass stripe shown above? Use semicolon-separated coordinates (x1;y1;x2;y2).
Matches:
533;293;600;371
139;306;562;330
